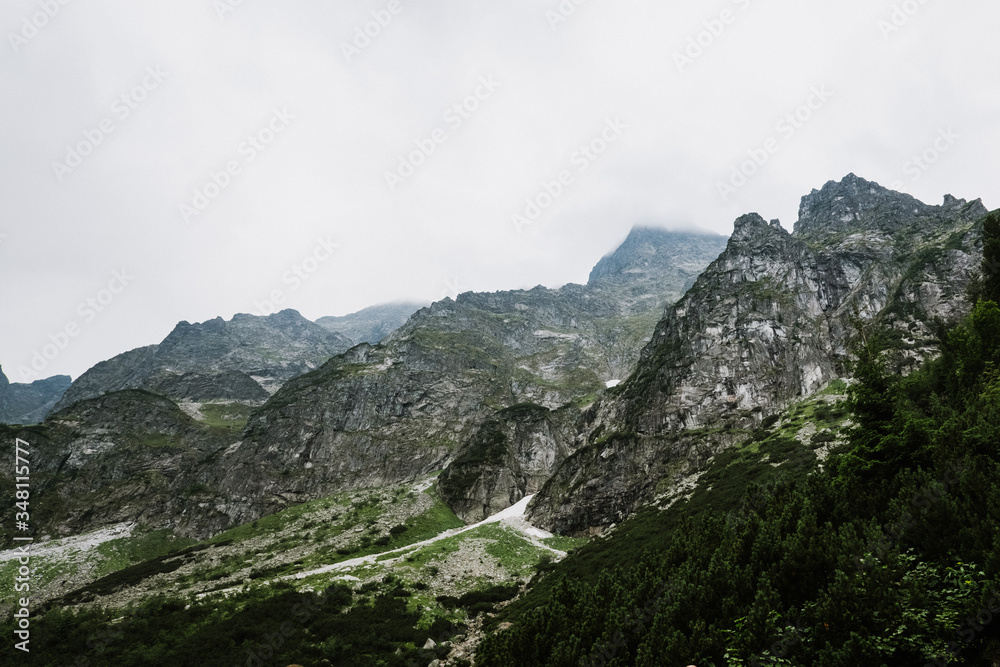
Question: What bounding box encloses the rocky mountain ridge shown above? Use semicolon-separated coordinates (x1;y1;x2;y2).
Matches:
52;309;355;412
5;227;728;539
0;365;71;424
315;301;426;344
6;176;990;545
201;228;728;531
527;174;989;533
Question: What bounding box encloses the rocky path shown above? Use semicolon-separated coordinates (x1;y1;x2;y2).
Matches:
288;494;563;581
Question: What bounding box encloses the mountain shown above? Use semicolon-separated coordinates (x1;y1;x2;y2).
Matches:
51;309;354;413
7;177;987;542
0;365;71;424
4;176;998;666
588;227;729;298
527;174;988;534
3;390;232;538
10;227;727;539
437;403;577;523
203;228;728;531
315;302;426;344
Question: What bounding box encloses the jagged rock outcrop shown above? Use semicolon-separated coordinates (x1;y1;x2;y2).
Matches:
52;309;353;412
315;302;426;344
0;364;72;424
528;174;989;534
437;404;576;523
0;390;231;539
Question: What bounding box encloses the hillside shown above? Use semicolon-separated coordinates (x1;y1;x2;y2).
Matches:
51;309;355;412
0;365;71;424
2;180;997;666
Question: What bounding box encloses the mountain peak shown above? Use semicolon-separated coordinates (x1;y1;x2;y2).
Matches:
793;174;989;241
587;225;728;286
730;213;785;242
793;174;924;238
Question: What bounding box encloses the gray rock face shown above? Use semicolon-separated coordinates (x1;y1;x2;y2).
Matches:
437;404;576;523
16;177;984;542
0;390;230;538
52;309;353;412
528;175;989;534
315;302;426;344
205;228;728;529
0;364;72;424
588;227;731;308
145;370;270;402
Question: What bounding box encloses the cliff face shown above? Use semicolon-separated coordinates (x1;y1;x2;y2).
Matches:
437;403;577;523
200;229;727;530
0;365;72;424
52;309;354;412
528;175;989;534
0;390;232;539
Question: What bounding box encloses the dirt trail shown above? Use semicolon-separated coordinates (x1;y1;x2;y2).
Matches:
288;494;561;581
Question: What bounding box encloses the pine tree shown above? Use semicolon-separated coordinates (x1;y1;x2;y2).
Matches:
983;211;1000;303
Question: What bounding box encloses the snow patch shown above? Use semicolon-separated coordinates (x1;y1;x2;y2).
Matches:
0;522;136;562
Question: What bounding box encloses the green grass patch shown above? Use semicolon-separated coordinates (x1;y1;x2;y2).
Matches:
541;535;589;553
208;492;352;545
95;528;198;578
198;402;251;430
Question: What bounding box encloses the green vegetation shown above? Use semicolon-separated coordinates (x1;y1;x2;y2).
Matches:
197;401;251;430
203;485;464;576
542;534;589;552
984;211;1000;302
436;583;520;616
2;580;465;666
94;529;198;577
478;298;1000;665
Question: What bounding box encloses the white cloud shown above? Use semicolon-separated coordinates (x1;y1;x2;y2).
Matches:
1;0;997;379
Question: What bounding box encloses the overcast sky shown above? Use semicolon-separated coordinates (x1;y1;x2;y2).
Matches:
2;0;998;382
